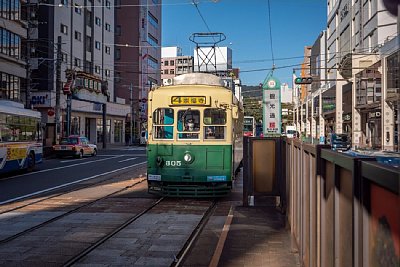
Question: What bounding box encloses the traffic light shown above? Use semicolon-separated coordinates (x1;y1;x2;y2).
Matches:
294;77;313;84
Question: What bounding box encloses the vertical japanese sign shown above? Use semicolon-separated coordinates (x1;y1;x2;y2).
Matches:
263;77;281;135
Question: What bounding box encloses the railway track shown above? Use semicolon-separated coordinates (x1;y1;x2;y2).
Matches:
0;166;226;266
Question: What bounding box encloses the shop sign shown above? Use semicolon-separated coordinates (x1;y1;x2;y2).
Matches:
31;93;51;107
343;113;351;121
368;111;381;119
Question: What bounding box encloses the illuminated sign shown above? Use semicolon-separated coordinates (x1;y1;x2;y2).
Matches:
171;96;207;105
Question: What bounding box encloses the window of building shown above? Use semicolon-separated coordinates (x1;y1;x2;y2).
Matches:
60;24;68;34
86;10;92;27
61;0;68;6
147;33;158;47
105;69;110;77
105;46;111;54
61;52;68;63
0;0;21;20
74;4;82;14
105;23;111;32
148;11;158;29
0;72;20;100
74;57;81;67
106;0;111;8
84;60;92;73
95;17;101;26
164;70;168;74
114;72;121;83
0;28;21;59
170;60;174;66
164;60;168;66
170;69;174;74
95;65;101;74
115;48;121;60
86;36;92;52
115;25;121;35
95;41;101;50
74;31;81;41
148;56;158;69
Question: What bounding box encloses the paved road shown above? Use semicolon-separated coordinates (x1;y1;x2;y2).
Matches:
0;147;147;204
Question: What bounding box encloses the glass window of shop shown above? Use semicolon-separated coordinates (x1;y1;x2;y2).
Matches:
61;116;80;136
114;120;123;143
386;50;399;98
0;72;20;100
97;119;111;143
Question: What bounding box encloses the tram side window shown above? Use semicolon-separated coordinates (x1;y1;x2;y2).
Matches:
203;108;226;140
177;109;200;140
152;108;174;139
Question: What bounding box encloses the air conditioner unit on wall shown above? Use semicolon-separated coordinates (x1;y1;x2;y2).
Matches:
163;78;173;86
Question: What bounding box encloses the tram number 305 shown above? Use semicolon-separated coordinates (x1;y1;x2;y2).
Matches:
165;160;182;166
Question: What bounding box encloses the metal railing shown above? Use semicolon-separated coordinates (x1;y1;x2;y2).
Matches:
243;137;399;267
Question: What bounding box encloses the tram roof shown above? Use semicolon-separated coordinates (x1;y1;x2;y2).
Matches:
173;73;225;87
0;100;41;119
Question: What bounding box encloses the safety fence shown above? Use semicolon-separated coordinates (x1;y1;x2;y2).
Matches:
243;137;399;267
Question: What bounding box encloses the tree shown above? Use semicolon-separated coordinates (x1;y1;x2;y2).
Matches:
243;96;263;123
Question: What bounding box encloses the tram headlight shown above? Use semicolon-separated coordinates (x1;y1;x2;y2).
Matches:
183;152;194;163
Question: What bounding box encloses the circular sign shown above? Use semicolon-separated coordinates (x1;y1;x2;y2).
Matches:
47;109;55;117
267;80;276;88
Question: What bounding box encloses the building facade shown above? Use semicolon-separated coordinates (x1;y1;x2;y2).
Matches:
25;0;132;146
0;0;27;102
161;46;194;85
294;0;398;151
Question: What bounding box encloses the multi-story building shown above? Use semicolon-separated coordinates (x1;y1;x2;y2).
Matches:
161;47;194;85
0;0;27;102
28;0;131;146
115;0;161;138
294;0;398;150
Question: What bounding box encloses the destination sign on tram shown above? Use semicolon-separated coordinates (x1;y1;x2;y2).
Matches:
171;96;207;105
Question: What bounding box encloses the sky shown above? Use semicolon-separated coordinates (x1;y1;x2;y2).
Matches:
162;0;327;86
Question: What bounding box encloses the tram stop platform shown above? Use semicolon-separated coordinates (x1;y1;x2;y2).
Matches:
184;169;300;267
217;173;299;267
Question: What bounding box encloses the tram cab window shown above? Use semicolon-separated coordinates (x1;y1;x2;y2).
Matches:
204;108;226;140
177;109;200;140
152;108;174;140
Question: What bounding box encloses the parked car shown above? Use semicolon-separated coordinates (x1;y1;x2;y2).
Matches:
330;133;351;151
53;136;97;158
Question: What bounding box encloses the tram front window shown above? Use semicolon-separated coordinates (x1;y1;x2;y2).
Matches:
203;108;226;140
153;108;174;140
178;109;200;140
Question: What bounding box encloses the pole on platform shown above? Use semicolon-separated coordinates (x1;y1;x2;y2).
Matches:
102;103;107;149
66;94;72;136
54;36;62;144
130;83;133;146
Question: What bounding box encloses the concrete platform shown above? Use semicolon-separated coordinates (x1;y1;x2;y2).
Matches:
213;172;300;267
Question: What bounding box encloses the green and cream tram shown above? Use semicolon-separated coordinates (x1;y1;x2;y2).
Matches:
147;73;243;197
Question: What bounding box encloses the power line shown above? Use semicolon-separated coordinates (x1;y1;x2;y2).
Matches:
267;0;274;67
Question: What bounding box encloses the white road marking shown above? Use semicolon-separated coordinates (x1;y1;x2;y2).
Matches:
118;158;137;163
6;156;125;179
0;161;147;205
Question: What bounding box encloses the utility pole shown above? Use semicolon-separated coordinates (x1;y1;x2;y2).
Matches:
55;36;62;144
130;83;133;145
